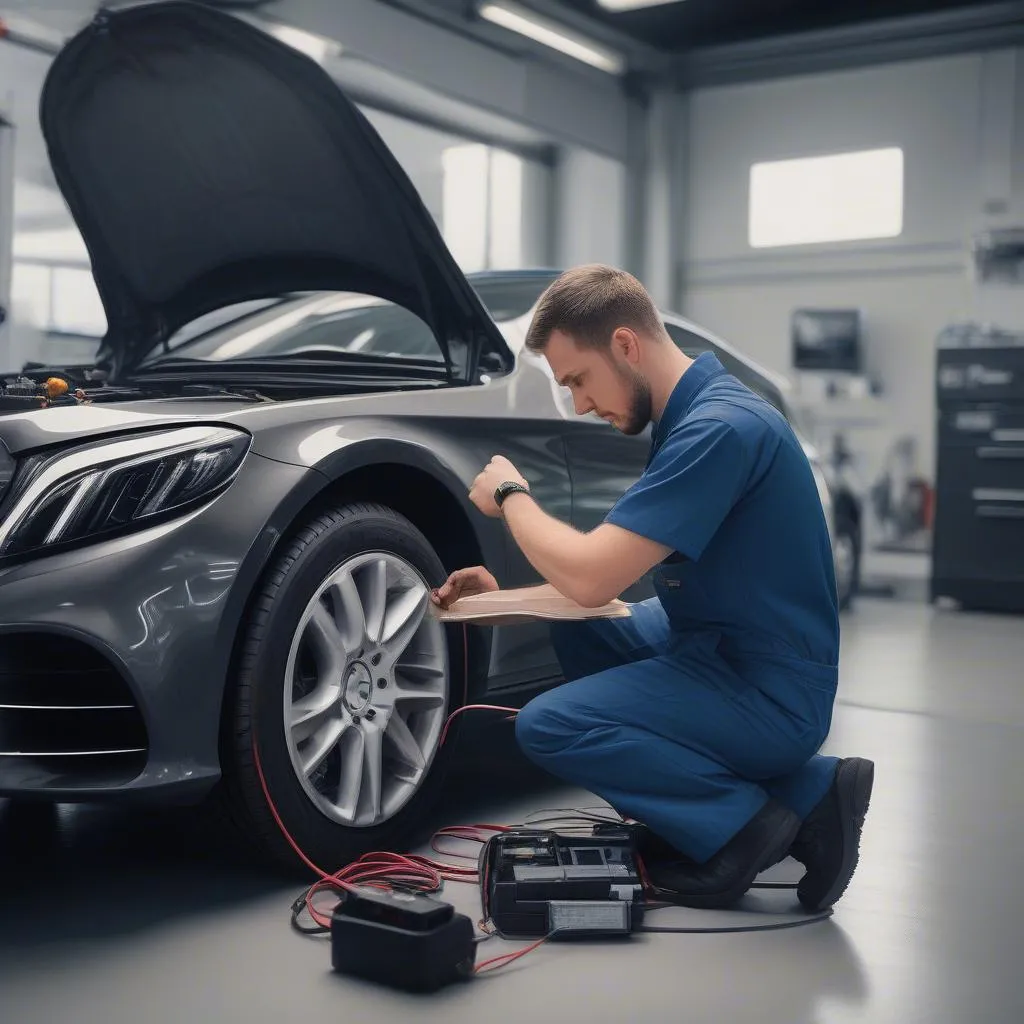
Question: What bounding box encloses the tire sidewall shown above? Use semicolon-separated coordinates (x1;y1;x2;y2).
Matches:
245;507;465;868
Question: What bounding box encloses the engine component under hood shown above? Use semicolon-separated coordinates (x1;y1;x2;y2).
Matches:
38;1;513;381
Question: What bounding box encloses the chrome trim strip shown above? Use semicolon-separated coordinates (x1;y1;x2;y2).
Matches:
0;704;135;710
972;488;1024;502
0;748;146;757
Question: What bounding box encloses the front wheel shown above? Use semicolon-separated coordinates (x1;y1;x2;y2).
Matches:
218;502;467;872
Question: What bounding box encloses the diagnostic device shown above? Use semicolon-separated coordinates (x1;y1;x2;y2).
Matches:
478;827;647;939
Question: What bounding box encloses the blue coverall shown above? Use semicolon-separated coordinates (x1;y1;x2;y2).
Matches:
515;352;842;864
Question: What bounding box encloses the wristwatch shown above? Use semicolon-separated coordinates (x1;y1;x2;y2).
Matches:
494;480;531;509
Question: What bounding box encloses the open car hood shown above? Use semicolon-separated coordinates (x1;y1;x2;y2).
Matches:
39;1;513;380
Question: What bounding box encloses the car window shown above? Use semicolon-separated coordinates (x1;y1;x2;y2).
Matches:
471;275;558;322
664;322;789;419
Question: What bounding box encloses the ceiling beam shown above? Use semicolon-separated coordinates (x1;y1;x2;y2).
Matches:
674;1;1024;87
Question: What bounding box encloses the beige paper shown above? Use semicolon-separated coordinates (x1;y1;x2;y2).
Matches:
430;587;631;625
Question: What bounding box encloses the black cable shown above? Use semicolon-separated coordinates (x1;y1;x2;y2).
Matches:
290;894;330;936
638;908;834;934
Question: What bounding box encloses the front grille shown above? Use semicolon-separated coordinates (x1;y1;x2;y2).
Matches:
0;633;148;789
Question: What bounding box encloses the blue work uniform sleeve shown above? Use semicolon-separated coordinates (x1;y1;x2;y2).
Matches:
604;415;752;561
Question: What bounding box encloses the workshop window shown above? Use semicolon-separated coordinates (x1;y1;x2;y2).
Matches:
748;146;904;248
442;143;524;272
10;262;106;337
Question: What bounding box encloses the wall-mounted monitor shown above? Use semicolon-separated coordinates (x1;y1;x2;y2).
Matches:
791;308;862;373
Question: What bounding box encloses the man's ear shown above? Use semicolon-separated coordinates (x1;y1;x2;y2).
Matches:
612;327;641;365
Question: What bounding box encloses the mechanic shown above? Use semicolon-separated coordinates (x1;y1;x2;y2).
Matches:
431;265;873;912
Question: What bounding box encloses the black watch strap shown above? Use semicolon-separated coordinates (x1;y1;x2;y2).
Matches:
494;481;531;508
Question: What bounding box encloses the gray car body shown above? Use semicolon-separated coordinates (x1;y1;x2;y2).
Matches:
0;270;838;803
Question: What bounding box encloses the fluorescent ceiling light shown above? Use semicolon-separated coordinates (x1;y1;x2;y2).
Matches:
597;0;684;10
264;22;341;63
478;2;625;75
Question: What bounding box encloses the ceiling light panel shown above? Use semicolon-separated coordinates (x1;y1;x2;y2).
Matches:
478;2;626;75
597;0;685;11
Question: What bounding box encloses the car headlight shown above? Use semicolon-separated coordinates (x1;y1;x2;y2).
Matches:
0;425;251;559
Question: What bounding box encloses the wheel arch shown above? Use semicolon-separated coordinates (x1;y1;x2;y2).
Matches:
216;442;497;763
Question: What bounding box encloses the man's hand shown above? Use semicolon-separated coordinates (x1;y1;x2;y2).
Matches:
431;566;499;609
468;455;528;518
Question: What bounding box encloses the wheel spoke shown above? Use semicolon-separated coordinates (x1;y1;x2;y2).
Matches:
300;716;347;777
381;584;427;656
331;571;366;649
394;662;447;706
384;711;426;774
393;685;446;709
361;558;388;644
290;684;339;744
396;657;446;682
360;722;384;823
334;727;365;822
308;604;347;674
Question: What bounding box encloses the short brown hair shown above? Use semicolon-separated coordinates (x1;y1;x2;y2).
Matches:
524;264;665;353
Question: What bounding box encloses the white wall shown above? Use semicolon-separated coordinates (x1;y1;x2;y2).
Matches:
0;121;13;366
555;147;626;270
681;50;1024;484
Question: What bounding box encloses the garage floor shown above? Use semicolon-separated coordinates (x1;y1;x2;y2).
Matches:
1;597;1022;1024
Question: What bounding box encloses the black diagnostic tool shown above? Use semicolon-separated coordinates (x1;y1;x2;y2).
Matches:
479;828;646;939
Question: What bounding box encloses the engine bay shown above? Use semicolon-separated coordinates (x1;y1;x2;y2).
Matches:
0;366;111;412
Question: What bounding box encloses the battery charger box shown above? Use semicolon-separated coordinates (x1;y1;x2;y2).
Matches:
479;828;646;939
330;887;476;992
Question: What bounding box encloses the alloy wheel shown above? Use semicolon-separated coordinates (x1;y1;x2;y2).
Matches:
282;551;449;828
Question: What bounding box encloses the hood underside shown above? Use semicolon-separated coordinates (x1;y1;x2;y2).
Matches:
38;1;512;379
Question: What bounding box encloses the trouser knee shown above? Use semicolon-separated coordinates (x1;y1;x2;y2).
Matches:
515;691;573;764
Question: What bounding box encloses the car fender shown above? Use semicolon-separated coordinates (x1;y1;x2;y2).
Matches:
214;433;501;694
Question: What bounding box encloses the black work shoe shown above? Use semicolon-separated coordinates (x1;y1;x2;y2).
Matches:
790;757;874;911
640;800;802;910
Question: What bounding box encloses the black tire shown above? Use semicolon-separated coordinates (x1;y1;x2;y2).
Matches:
834;513;861;612
217;501;469;874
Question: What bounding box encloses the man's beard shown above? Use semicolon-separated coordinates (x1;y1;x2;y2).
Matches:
617;365;652;436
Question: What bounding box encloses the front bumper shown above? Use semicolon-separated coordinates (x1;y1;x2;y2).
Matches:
0;451;309;801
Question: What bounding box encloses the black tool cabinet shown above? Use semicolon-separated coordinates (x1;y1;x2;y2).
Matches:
931;342;1024;612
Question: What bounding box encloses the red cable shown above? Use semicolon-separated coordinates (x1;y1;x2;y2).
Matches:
475;935;550;973
253;621;541;971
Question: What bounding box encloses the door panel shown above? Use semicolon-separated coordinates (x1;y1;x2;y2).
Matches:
467;352;577;690
562;417;655;602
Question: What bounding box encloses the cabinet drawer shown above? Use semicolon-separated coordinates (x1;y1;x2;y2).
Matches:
936;444;1024;492
932;482;1024;579
937;406;1024;448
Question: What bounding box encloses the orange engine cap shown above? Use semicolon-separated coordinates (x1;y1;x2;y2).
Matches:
45;377;70;398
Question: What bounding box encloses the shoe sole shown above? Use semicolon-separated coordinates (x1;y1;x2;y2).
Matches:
651;809;802;911
800;757;874;911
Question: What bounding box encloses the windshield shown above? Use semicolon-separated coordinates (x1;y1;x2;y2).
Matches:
138;277;558;371
469;273;558;321
139;292;447;367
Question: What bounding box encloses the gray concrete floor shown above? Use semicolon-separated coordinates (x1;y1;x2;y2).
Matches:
1;597;1022;1024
